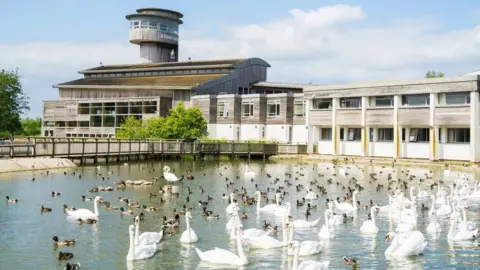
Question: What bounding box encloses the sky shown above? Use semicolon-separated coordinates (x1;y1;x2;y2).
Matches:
2;0;480;117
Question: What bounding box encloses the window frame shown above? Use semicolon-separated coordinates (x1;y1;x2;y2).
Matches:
241;102;254;117
217;102;229;118
340;97;362;109
312;98;332;110
447;128;470;143
409;128;429;142
294;101;306;117
267;102;281;117
402;94;430;107
378;128;394;141
370;96;394;107
445;92;471;105
320;128;332;141
347;128;361;141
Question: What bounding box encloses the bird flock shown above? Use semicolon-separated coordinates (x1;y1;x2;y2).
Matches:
4;161;480;269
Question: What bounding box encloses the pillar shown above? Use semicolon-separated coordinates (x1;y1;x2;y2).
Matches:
470;91;479;162
332;98;338;155
361;96;368;156
429;93;437;161
306;98;314;153
393;95;400;158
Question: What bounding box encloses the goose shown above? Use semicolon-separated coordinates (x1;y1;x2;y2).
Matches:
290;241;329;270
248;218;291;249
360;207;379;234
52;236;76;246
384;231;427;257
244;164;256;178
180;212;198;243
318;210;335;239
334;190;359;213
64;263;81;270
426;212;442;233
163;166;183;182
134;216;163;246
127;224;157;261
66;196;103;220
287;223;323;256
195;216;248;266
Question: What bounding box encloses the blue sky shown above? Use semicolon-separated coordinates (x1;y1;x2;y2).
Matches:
2;0;480;117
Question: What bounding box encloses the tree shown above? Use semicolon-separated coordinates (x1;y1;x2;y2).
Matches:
115;116;147;139
0;69;30;138
19;118;41;136
425;70;445;78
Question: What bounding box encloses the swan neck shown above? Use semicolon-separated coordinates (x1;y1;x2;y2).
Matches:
287;223;294;245
353;192;358;210
128;229;135;259
186;215;191;231
94;199;99;216
463;208;467;222
256;193;261;210
371;208;376;225
292;245;299;270
324;211;330;230
135;222;140;244
235;218;246;262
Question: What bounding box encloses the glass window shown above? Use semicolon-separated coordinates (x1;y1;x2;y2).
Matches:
370;96;393;107
149;22;158;30
132;21;140;29
267;103;281;117
160;24;168;32
217;102;228;117
67;121;77;127
378;128;394;141
78;103;90;114
294;101;305;116
347;128;361;141
90;116;102;127
103;116;115;127
320;128;332;140
43;121;54;127
402;94;430;106
409;128;429;142
312;98;332;109
79;121;89;127
447;128;470;143
445;92;470;105
241;102;254;117
340;97;362;108
55;121;65;127
140;21;149;29
340;128;344;140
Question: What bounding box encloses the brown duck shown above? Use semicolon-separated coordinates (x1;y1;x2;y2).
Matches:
52;236;76;246
57;251;75;260
41;205;52;212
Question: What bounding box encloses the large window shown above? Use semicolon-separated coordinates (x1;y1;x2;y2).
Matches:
370;96;393;107
409;128;429;142
160;24;168;32
445;92;470;105
312;98;332;109
242;102;254;117
378;128;394;141
217;102;228;117
320;128;332;140
340;97;362;108
402;94;430;106
294;101;305;116
78;103;90;115
347;128;361;141
447;128;470;143
267;103;280;117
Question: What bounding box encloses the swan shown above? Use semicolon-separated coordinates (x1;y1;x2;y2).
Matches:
244;164;256;178
318;210;335;239
467;182;480;199
225;193;236;216
447;217;477;241
360;207;379;234
292;216;322;228
409;187;417;201
384;231;427;257
256;191;281;213
334;190;359;213
66;196;102;220
426;212;442;233
290;241;329;270
242;226;274;240
134;216;163;246
248;219;291;249
416;186;429;200
127;224;156;261
180;212;198;243
274;202;291;217
436;196;452;217
374;194;396;214
287;223;323;256
163;166;181;182
457;207;478;235
327;202;343;226
304;189;317;200
195;216;248;266
428;195;436;217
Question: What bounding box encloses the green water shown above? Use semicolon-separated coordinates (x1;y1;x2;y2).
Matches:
0;160;479;269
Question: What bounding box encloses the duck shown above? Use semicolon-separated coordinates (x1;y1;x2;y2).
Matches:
63;204;76;212
81;195;93;201
119;207;133;216
52;236;76;246
41;205;53;212
343;256;358;266
64;263;81;270
76;218;97;224
165;215;180;228
384;230;427;257
57;251;75;260
5;196;18;203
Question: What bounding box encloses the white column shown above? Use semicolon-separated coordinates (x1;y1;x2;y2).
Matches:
393;95;400;158
306;98;314;153
470;91;479;162
429;93;437;161
332;98;338;155
361;96;368;156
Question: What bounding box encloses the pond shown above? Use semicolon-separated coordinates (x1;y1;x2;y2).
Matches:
0;160;479;269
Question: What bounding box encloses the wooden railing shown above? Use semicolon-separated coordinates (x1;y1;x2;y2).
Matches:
0;138;307;159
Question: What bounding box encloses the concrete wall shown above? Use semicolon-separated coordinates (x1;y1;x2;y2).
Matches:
369;142;395;158
318;141;334;154
240;124;263;141
206;124;217;138
292;125;308;143
438;143;470;161
266;125;289;142
339;141;362;156
401;142;430;159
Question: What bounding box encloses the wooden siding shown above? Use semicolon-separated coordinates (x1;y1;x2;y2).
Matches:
398;108;430;125
366;109;394;125
191;96;217;123
173;90;192;108
435;106;470;125
59;88;174;99
310;110;332;125
216;95;241;124
266;96;293;125
240;96;266;124
336;109;362;126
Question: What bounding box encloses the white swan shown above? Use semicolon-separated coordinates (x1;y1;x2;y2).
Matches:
384;231;427;257
66;196;102;220
304;189;317;200
287;223;323;256
163;166;181;182
436;196;452;217
249;219;291;249
327;202;343;226
318;210;335;239
127;224;156;261
134;216;163;246
334;190;359;213
291;241;329;270
360;207;379;234
242;227;274;240
180;212;198;243
457;207;478;236
292;216;322;228
447;217;477;241
416;186;429;200
244;164;256;178
195;216;248;266
225;193;236;216
256;191;281;213
409;187;417;201
426;212;442;233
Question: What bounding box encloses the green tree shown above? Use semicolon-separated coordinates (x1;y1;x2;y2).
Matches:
115;116;147;139
425;70;445;78
0;69;30;138
19;118;41;136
